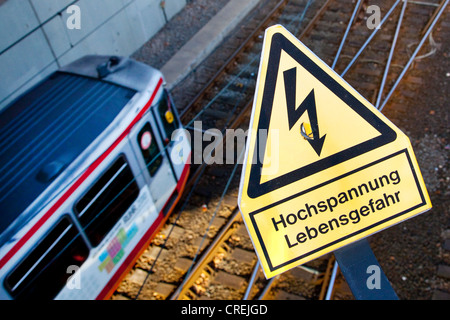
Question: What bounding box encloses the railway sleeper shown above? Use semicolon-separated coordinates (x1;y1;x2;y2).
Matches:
271;290;306;300
153;282;177;300
212;270;247;291
223;74;257;88
134;247;170;270
203;108;231;119
289;266;321;283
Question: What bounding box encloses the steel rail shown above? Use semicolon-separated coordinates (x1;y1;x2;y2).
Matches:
179;0;288;120
340;0;402;77
297;0;334;39
325;261;339;300
318;255;336;300
379;0;448;111
257;276;277;300
375;0;408;109
170;208;241;300
243;260;260;300
420;0;447;36
331;0;363;69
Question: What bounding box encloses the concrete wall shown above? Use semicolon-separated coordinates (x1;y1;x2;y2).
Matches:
0;0;186;111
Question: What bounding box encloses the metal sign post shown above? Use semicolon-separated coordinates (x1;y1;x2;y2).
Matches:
334;239;398;300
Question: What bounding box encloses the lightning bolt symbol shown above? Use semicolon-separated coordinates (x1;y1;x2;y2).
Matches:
283;67;326;156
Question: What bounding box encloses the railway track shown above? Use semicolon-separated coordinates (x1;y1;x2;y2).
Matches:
112;0;448;300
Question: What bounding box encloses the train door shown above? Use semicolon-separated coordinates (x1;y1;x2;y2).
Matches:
152;89;187;178
129;95;177;214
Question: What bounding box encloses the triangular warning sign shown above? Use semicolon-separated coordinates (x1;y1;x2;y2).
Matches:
238;25;431;279
246;26;396;199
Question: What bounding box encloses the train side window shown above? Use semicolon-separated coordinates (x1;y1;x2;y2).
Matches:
157;90;179;140
74;155;139;247
137;123;162;177
4;216;89;300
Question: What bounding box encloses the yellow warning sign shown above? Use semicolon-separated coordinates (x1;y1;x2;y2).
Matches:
238;25;431;278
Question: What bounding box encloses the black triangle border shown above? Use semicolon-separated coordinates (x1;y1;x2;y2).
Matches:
247;31;397;199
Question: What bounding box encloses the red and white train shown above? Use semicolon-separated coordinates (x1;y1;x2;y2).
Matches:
0;55;190;299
